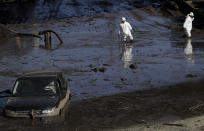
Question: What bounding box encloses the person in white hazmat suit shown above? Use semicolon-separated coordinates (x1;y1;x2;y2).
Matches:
119;17;133;42
183;12;194;38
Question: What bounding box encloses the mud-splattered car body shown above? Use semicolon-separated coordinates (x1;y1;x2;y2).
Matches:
3;69;71;118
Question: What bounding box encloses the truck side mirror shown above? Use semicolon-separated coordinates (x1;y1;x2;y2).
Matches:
0;89;12;98
4;89;12;94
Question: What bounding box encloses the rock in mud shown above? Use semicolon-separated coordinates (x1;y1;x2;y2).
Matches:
103;64;111;67
91;67;107;73
121;78;127;82
98;67;107;73
129;64;138;69
103;78;111;81
91;68;98;72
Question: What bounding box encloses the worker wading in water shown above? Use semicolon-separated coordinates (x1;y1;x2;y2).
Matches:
119;17;134;43
183;12;194;38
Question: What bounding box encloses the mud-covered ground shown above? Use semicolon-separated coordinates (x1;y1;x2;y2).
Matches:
0;0;204;130
1;80;204;131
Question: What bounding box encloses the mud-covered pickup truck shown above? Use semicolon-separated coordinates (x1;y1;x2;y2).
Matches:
3;69;71;118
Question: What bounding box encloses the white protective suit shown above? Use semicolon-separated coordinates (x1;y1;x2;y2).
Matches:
119;18;133;42
183;13;194;37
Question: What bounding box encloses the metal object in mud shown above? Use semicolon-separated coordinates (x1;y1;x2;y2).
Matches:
39;30;63;50
44;32;51;49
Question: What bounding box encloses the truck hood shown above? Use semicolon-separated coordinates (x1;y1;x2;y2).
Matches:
5;97;59;111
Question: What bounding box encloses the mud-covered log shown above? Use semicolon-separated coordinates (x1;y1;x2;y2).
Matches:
0;24;41;39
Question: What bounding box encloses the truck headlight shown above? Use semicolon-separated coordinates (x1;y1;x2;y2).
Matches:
42;108;55;114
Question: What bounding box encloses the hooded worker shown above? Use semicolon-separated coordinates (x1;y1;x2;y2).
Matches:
183;12;194;38
119;17;133;42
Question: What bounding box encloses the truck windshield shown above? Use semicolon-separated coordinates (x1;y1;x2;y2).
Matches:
12;77;59;97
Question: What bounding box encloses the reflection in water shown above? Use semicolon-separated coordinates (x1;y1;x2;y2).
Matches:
184;39;194;64
15;37;21;49
121;44;133;68
32;24;40;48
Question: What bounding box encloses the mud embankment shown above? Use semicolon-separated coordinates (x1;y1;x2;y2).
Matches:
0;0;180;24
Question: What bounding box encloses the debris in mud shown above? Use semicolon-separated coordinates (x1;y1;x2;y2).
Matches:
129;64;138;69
91;67;107;73
103;64;111;67
185;74;198;78
98;67;107;73
39;30;63;50
151;54;159;57
0;24;62;50
121;78;127;82
91;68;98;72
103;78;110;81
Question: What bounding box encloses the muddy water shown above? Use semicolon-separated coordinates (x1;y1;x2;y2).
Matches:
0;0;204;130
0;0;204;100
